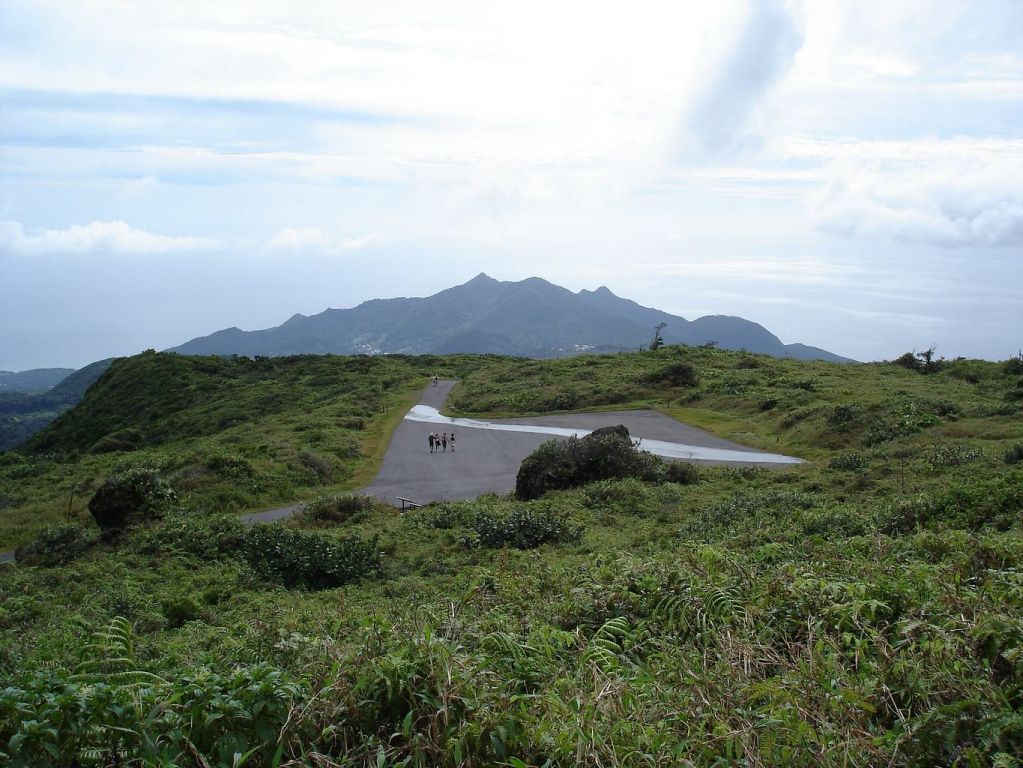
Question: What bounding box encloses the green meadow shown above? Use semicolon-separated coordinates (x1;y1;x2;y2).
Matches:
1;347;1022;766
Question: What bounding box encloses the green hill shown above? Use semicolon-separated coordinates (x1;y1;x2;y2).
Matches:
1;348;1022;766
0;367;75;393
0;358;113;451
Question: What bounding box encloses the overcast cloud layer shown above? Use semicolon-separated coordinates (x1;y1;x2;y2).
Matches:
1;0;1021;369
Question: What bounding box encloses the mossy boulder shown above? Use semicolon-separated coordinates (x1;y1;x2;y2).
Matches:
88;468;177;533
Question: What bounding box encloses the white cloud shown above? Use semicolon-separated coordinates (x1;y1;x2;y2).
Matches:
808;139;1023;247
683;0;804;154
0;220;219;256
263;227;385;255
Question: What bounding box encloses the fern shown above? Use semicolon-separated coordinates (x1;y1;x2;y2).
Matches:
71;616;165;687
652;584;744;645
581;617;635;674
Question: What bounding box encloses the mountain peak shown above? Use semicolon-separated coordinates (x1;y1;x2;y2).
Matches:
167;275;852;362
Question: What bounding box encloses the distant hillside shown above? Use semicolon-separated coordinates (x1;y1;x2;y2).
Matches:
0;368;75;393
0;358;113;450
169;274;854;363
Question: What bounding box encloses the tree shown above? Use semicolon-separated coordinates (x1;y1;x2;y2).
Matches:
649;323;667;351
915;347;943;375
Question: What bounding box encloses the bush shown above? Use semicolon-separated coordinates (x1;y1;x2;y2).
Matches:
0;662;302;767
645;362;699;387
827;404;863;428
90;427;145;453
828;452;868;471
15;523;96;566
802;508;868;538
893;352;921;372
471;506;582;549
87;468;177;533
876;475;1023;533
1005;444;1023;465
1003;355;1023;375
133;513;246;560
303;493;377;524
298;451;334;481
926;444;983;469
515;428;658;500
582;478;649;509
242;525;381;589
660;460;701;485
205;453;253;478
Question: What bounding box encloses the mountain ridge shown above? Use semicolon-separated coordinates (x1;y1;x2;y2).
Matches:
169;274;854;363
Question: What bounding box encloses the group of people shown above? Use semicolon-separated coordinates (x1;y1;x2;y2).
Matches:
428;432;455;453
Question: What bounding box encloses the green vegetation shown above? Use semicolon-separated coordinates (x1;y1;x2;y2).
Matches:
0;358;113;451
515;427;698;500
0;351;481;547
2;346;1023;765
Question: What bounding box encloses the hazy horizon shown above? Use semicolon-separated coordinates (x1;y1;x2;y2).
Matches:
2;1;1021;370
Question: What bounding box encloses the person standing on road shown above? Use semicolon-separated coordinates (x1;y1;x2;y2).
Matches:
428;433;435;453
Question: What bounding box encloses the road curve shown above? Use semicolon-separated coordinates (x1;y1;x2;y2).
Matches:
0;379;802;562
360;380;801;507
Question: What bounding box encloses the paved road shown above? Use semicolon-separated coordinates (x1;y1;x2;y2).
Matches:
0;379;801;562
360;380;800;507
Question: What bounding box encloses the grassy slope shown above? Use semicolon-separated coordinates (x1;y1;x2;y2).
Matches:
1;352;485;547
2;347;1023;766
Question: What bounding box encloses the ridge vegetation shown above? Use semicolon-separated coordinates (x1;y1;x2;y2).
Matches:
1;346;1022;766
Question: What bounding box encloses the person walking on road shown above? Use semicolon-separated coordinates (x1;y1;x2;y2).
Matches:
428;433;435;453
441;433;448;452
450;432;456;452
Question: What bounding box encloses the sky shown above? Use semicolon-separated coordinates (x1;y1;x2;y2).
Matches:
1;0;1021;370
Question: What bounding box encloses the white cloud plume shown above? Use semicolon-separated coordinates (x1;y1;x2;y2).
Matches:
263;228;385;255
684;0;804;154
0;220;219;256
809;140;1023;247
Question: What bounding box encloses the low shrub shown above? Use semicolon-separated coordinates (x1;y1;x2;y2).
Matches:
660;460;701;485
515;429;659;500
828;452;868;471
205;454;253;478
90;427;145;453
0;661;302;767
802;508;868;538
1005;444;1023;465
15;523;96;566
1003;355;1023;375
582;478;649;509
471;506;582;549
684;490;819;537
242;525;381;589
876;474;1023;533
926;444;983;469
298;451;334;481
87;468;178;533
404;501;476;530
892;352;921;371
133;513;246;560
303;493;377;524
644;362;699;388
827;404;864;428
